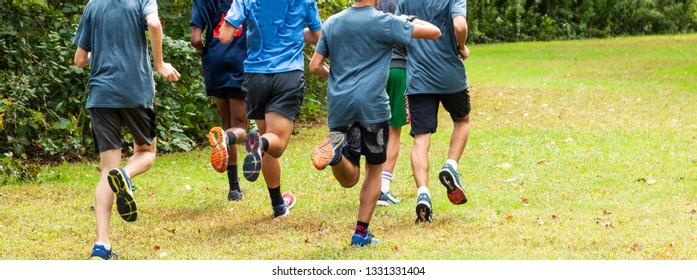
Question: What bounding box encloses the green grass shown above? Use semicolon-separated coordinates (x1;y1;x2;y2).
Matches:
2;34;697;260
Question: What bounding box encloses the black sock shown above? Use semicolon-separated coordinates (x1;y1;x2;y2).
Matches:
227;165;240;191
355;221;369;237
261;137;269;151
268;186;283;206
226;131;237;145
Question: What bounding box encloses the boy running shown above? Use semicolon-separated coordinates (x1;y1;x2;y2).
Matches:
309;0;440;246
397;0;471;223
217;0;323;218
73;0;180;259
190;0;248;201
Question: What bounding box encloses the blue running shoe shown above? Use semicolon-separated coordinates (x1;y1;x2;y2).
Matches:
273;192;296;218
377;191;400;206
90;244;118;260
438;163;467;205
243;131;263;182
415;192;433;223
311;131;345;170
351;231;379;247
108;168;137;222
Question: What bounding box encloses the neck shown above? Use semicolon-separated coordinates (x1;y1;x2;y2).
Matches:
353;0;377;8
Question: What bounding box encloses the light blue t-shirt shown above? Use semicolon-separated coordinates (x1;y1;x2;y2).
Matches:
224;0;322;74
315;6;413;128
73;0;158;109
397;0;468;95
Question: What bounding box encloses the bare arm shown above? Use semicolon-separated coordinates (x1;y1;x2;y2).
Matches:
410;19;441;40
190;26;204;51
309;52;329;80
74;47;90;68
453;15;469;59
219;21;238;44
147;13;180;81
304;28;322;45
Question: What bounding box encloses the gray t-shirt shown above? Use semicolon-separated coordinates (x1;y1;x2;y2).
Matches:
375;0;407;69
73;0;158;109
315;6;413;128
397;0;468;95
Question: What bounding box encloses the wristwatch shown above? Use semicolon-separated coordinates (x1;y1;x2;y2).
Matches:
406;15;418;22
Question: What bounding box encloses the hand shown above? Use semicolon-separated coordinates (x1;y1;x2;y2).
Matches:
458;45;470;60
154;62;181;81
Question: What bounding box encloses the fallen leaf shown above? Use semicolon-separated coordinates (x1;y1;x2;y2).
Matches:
94;166;101;173
147;193;155;199
631;243;643;252
505;215;514;221
603;209;613;215
689;209;696;214
603;221;613;228
488;212;497;220
667;242;674;249
393;245;400;252
536;159;546;164
498;163;511;170
594;217;601;224
637;178;658;185
153;245;161;250
552;214;559;220
159;252;168;257
486;196;493;201
520;197;529;204
164;227;176;234
562;137;574;143
304;239;310;244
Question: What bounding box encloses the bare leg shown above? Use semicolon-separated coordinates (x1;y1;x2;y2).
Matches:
383;126;401;173
411;133;431;188
255;112;294;189
95;149;122;244
357;163;383;223
447;115;470;162
331;155;360;188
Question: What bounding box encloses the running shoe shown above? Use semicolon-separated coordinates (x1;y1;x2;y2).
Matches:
415;192;433;223
243;131;263;182
208;127;229;173
227;189;243;201
377;191;400;206
438;163;468;205
351;231;379;247
108;168;137;222
273;192;296;218
311;131;345;170
90;244;118;260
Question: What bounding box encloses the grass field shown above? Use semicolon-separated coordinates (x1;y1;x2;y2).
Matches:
1;34;696;260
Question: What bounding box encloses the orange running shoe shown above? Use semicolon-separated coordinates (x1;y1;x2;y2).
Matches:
208;127;229;173
311;131;345;170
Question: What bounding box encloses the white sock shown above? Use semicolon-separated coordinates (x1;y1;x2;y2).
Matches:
381;171;393;193
95;241;111;250
446;159;458;170
417;186;429;196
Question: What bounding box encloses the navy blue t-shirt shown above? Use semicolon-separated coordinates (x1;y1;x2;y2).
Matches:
191;0;246;90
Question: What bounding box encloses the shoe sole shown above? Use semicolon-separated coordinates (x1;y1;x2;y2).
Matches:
377;200;395;206
108;169;137;222
274;193;296;219
415;201;433;223
439;169;468;205
311;133;344;170
208;127;229;173
243;132;262;182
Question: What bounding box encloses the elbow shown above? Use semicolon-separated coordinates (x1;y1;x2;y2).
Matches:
453;17;468;36
431;28;442;40
73;56;87;68
219;34;232;44
309;63;320;76
147;17;162;33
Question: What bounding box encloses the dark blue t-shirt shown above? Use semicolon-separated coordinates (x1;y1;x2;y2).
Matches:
190;0;246;90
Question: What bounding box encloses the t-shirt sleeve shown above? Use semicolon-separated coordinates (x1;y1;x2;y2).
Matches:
73;6;92;51
388;14;413;47
305;0;322;31
143;0;158;17
224;0;245;28
190;0;204;28
450;0;467;18
314;29;329;58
